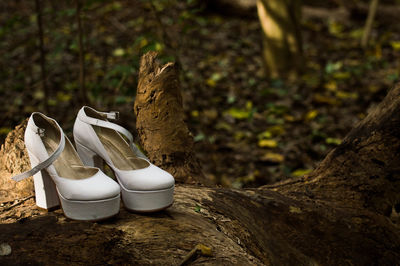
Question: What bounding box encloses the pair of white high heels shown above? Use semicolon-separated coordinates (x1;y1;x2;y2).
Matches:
11;106;175;221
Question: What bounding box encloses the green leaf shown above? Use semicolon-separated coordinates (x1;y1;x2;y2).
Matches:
194;133;206;142
258;139;278;148
266;104;288;115
325;61;342;74
226;108;251;120
115;96;130;104
348;28;364;39
326;137;342;145
257;130;272;140
261;152;284;163
390;41;400;51
328;20;344;37
0;127;11;135
215;122;232;131
113;48;125;57
47;99;57;106
56;92;72;102
291;169;312;177
332;71;351;80
270;79;283;88
227;95;236;104
305;110;318;121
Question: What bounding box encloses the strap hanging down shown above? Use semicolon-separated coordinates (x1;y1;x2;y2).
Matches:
11;123;65;182
79;110;148;159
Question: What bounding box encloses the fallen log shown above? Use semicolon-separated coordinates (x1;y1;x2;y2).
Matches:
1;53;399;265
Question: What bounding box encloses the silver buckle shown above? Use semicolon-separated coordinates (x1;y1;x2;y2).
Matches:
107;111;119;120
36;128;45;137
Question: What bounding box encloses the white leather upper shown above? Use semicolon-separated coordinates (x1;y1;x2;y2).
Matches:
115;163;175;191
22;113;120;201
54;170;120;200
74;106;175;191
21;113;65;180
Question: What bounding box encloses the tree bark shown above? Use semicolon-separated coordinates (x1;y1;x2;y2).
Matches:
134;52;209;185
1;55;400;264
257;0;303;79
0;119;33;201
361;0;379;48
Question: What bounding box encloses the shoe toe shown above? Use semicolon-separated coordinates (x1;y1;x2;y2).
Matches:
56;170;120;201
92;171;121;198
117;164;175;191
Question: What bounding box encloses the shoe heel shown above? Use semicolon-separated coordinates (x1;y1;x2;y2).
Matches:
27;151;60;210
75;141;104;170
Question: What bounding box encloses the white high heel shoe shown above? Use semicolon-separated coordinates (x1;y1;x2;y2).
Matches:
11;113;121;221
73;106;174;212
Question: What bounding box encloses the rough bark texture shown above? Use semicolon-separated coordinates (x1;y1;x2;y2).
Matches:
134;52;208;185
0;119;33;202
257;0;303;79
271;83;400;221
361;0;379;48
0;186;263;265
1;56;400;264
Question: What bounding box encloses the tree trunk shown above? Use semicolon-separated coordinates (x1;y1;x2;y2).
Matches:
257;0;303;79
134;52;209;185
361;0;379;48
1;54;400;264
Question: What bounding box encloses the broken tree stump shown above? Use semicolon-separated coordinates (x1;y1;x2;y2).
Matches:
134;52;209;185
0;119;33;202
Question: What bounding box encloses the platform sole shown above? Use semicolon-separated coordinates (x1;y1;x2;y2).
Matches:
58;192;120;221
119;184;174;212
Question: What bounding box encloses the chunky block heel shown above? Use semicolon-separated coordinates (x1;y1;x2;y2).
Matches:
75;141;104;170
12;112;121;221
74;106;175;212
28;151;60;210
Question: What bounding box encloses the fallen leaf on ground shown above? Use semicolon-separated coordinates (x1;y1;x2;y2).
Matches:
258;139;278;148
261;152;284;163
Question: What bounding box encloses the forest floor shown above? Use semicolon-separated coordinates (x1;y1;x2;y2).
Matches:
0;0;398;187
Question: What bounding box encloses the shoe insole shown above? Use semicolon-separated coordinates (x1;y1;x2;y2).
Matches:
43;135;97;180
95;127;149;171
33;113;97;180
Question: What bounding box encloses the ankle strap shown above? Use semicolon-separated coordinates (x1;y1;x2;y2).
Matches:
12;114;66;182
78;106;147;159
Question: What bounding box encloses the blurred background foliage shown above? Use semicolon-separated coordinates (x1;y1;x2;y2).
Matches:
0;0;399;187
